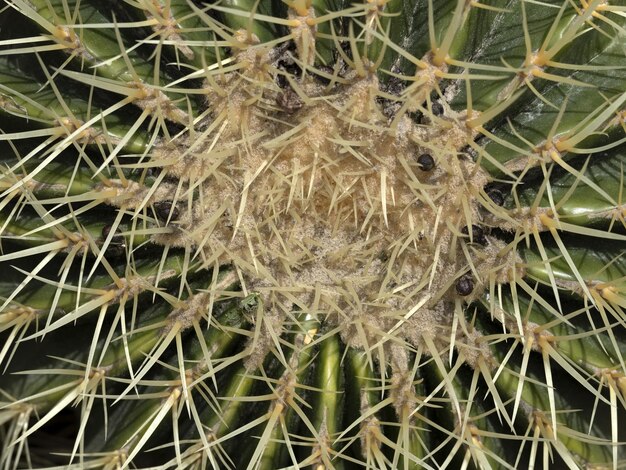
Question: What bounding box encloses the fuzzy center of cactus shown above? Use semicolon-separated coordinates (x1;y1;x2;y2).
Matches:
143;31;520;366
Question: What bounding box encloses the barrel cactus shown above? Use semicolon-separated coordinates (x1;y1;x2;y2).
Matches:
0;0;625;468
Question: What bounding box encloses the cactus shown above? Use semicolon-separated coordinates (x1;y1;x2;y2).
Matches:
1;0;626;468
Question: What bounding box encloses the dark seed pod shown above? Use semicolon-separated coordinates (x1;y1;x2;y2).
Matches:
431;101;444;117
154;201;179;222
486;188;505;206
461;225;487;245
456;275;474;296
417;154;435;171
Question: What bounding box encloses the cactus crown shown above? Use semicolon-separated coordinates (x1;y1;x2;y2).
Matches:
1;0;626;469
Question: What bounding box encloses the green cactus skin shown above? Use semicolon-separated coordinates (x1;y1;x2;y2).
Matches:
1;0;626;468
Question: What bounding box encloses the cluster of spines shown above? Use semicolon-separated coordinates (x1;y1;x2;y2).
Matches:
0;0;625;469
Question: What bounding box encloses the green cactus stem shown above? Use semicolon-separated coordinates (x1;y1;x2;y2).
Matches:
1;0;626;469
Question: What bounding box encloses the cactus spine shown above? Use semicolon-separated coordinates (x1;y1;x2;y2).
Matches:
1;0;626;469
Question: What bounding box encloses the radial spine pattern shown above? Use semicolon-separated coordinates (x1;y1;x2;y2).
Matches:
1;1;626;469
